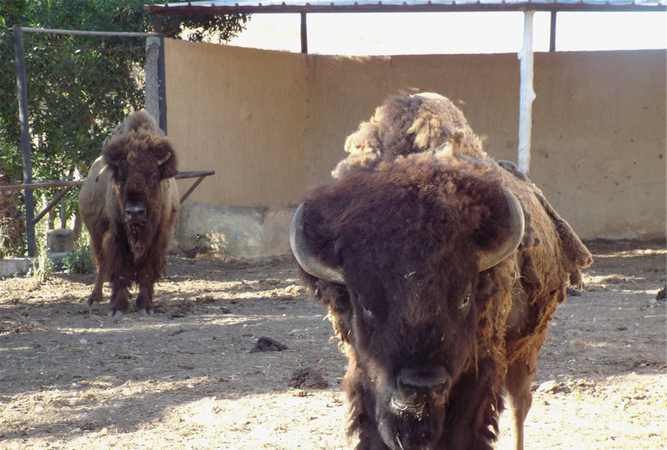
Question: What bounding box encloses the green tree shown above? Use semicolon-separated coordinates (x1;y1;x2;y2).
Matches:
0;0;248;255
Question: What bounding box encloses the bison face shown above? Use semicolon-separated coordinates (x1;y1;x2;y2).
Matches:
344;264;480;450
103;131;177;229
291;155;523;449
300;216;482;450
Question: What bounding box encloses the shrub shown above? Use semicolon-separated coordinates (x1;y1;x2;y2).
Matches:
61;245;95;274
29;251;54;283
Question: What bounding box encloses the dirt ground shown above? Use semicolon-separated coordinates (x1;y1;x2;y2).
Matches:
0;239;665;450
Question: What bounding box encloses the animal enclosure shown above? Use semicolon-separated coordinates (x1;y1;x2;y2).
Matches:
164;41;665;257
0;239;664;449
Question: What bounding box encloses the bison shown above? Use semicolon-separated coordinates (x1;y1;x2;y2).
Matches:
290;92;592;450
79;110;180;317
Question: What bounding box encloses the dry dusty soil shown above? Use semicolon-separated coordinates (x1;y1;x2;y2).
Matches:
0;239;665;450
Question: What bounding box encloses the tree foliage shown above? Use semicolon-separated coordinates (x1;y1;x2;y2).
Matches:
0;0;248;255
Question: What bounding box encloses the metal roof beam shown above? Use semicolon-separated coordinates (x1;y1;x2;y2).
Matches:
146;3;667;15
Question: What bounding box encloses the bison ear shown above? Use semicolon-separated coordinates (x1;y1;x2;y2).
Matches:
102;138;126;168
151;137;178;179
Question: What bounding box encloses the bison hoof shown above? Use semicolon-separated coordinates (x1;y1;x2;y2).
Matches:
87;294;102;307
138;308;155;317
108;310;124;318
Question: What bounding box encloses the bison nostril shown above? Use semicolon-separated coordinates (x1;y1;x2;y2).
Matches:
125;203;147;220
397;382;418;403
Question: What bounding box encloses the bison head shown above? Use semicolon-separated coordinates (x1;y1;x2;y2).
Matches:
102;121;177;259
291;154;523;449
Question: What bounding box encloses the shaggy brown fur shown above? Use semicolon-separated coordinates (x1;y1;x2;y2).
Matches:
79;110;180;317
296;92;592;450
332;92;485;179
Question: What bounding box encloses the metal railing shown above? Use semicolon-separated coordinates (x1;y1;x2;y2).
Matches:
12;27;167;256
0;170;215;223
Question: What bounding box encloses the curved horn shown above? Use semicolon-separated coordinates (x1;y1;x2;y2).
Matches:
157;151;171;166
478;186;525;272
289;203;345;284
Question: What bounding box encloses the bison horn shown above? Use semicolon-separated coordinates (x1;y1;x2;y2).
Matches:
290;187;523;282
477;186;525;272
157;152;171;166
290;203;346;284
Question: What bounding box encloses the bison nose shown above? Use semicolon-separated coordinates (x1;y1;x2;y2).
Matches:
125;202;147;222
396;366;450;405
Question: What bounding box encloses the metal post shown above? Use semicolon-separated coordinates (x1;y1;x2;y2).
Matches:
151;15;167;134
549;11;558;52
517;11;536;175
300;13;308;54
157;33;167;134
13;26;36;257
145;36;161;125
60;197;66;228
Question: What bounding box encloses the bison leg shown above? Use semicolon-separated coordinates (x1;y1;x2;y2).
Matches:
505;360;534;450
135;271;156;316
87;268;105;307
108;273;131;318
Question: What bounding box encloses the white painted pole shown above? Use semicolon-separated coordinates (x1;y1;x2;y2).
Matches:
518;10;536;175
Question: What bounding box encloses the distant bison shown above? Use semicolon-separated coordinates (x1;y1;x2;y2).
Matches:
79;110;180;317
291;93;592;450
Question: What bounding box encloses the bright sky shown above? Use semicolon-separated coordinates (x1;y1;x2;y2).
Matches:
227;11;667;54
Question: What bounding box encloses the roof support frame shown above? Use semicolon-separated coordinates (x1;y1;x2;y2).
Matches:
518;10;537;174
549;10;558;51
301;12;308;53
148;3;667;15
147;1;666;173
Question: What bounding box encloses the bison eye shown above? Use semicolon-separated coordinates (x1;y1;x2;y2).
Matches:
459;287;472;311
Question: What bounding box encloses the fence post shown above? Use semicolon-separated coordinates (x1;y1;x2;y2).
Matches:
13;26;36;257
157;34;167;134
145;35;161;126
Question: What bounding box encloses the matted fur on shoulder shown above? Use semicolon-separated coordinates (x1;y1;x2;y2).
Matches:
112;109;165;137
332;92;485;179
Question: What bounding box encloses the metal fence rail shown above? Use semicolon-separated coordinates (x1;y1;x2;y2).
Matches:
0;171;215;225
12;27;167;256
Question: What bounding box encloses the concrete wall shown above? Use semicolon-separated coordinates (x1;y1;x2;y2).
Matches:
166;40;309;207
164;39;665;258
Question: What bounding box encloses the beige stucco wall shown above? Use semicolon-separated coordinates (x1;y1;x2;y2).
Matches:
166;40;308;207
165;39;665;257
529;51;666;239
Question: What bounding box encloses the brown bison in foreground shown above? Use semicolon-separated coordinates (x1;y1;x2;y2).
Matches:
291;93;592;450
79;110;180;317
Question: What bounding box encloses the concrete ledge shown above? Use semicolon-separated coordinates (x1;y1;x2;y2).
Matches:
0;252;68;278
0;257;32;278
174;203;295;260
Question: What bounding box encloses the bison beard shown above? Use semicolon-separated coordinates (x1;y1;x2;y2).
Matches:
79;110;180;317
291;92;592;450
379;400;445;450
